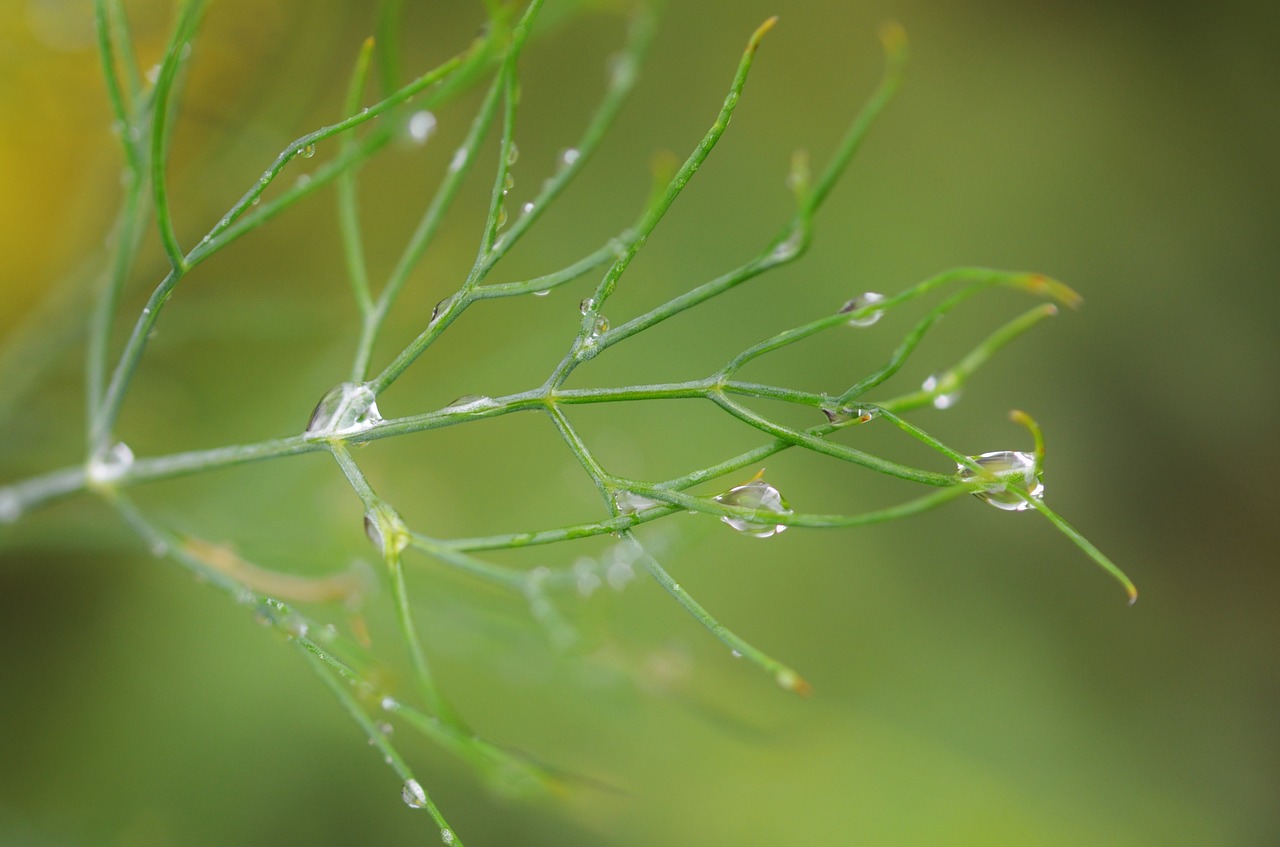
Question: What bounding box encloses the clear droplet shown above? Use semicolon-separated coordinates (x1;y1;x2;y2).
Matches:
840;291;886;327
495;204;508;229
87;442;135;486
363;514;383;549
300;143;316;159
407;110;437;144
0;488;23;524
713;477;792;538
769;229;803;262
590;315;609;338
377;721;393;735
521;201;535;216
506;141;519;166
305;383;382;437
444;394;499;413
579;297;595;315
613;490;661;515
821;406;875;425
401;779;428;809
957;451;1044;511
731;649;743;658
381;696;399;712
532;288;550;297
430;294;456;326
441;829;456;846
503;172;515;193
145;64;161;84
449;148;468;173
922;373;961;409
559;147;580;167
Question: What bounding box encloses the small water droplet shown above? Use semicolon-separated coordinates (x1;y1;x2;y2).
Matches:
449;148;468;173
429;294;456;326
381;696;399;712
441;828;455;845
300;143;316;159
840;292;886;327
713;477;792;538
295;173;312;189
921;373;961;409
495;204;508;229
251;195;261;207
444;394;499;413
769;230;803;262
957;451;1044;511
579;297;595;315
0;488;23;524
506;141;519;166
521;201;535;216
821;406;875;425
503;172;515;193
377;721;393;735
559;147;580;167
590;315;609;338
305;382;382;437
87;442;135;486
145;64;160;85
613;490;661;515
731;649;743;658
532;288;550;297
407;110;436;144
401;779;428;809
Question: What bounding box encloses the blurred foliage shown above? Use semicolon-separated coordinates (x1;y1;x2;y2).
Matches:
2;1;1278;845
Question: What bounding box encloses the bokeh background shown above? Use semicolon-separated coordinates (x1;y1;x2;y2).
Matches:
2;1;1278;845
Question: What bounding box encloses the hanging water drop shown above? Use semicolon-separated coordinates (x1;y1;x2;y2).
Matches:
506;141;519;166
957;451;1044;511
769;229;803;262
305;382;382;438
407;111;436;144
521;201;535;216
441;829;455;845
590;315;609;338
300;143;316;159
401;779;428;809
840;292;886;327
579;297;595;315
821;406;875;425
449;148;468;173
503;172;515;193
495;204;508;229
87;442;135;486
713;477;792;538
559;147;580;167
532;288;551;297
444;394;499;413
921;373;961;409
381;696;399;712
613;490;661;515
430;294;457;326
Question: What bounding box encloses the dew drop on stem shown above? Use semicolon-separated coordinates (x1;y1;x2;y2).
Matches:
957;451;1044;511
840;292;885;327
579;297;595;315
713;477;792;538
87;442;135;486
305;382;382;438
613;490;661;515
559;147;580;167
506;141;519;166
407;110;436;144
444;395;499;413
922;373;961;409
401;779;428;809
441;829;456;845
300;143;316;159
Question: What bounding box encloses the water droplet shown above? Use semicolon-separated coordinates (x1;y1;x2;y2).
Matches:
503;172;515;193
300;143;316;159
145;64;160;85
87;442;135;486
957;451;1044;511
381;696;399;712
731;649;743;658
377;721;393;735
559;147;580;167
0;488;22;524
441;829;456;845
305;382;382;438
840;292;886;327
449;148;468;173
606;51;635;86
295;173;312;189
769;230;803;262
407;110;436;144
713;477;792;538
532;288;550;297
590;315;609;338
444;394;499;413
579;297;595;315
495;204;508;229
402;779;428;809
921;373;961;409
506;141;519;166
821;406;875;425
430;294;456;326
363;514;383;549
521;201;535;216
613;490;661;515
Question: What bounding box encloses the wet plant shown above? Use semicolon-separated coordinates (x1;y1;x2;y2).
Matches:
0;1;1136;843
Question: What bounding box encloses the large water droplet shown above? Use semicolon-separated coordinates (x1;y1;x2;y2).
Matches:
401;779;428;809
589;315;609;338
713;478;792;538
444;394;499;413
921;373;961;409
613;490;661;515
300;143;316;159
87;442;135;486
840;292;886;327
407;110;437;144
957;451;1044;511
305;383;382;438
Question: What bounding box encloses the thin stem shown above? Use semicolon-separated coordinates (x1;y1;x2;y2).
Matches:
338;36;377;319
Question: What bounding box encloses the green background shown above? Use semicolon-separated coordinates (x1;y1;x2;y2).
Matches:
2;1;1277;845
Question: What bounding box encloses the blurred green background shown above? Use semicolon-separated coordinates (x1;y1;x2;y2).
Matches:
2;0;1278;845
